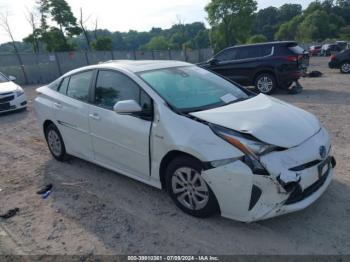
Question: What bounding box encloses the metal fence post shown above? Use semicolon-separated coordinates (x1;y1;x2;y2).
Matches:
84;51;90;65
133;49;136;60
198;49;201;63
111;50;114;60
54;53;62;76
168;49;172;60
16;53;29;85
151;50;155;60
184;48;188;62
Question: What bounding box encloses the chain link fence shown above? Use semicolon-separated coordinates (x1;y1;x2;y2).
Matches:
0;48;214;85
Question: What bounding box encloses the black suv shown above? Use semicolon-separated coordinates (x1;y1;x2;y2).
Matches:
199;41;309;94
329;49;350;74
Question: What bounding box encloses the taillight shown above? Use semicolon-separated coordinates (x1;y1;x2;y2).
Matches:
286;56;298;62
330;54;336;61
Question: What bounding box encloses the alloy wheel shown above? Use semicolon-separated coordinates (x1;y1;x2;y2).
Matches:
47;130;62;156
171;167;209;210
341;63;350;73
257;76;273;93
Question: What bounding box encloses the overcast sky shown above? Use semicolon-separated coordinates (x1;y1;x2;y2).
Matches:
0;0;314;44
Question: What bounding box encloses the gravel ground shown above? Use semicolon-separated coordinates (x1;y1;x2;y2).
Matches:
0;57;349;255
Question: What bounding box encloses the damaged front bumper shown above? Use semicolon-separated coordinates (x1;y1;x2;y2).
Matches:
202;128;335;222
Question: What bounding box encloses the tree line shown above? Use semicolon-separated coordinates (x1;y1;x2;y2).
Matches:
0;0;350;54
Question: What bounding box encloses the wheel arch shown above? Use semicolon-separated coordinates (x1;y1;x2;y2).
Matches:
43;119;55;134
253;70;277;84
159;150;203;190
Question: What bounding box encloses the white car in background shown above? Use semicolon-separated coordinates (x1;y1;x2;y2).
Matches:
0;72;27;113
34;60;336;222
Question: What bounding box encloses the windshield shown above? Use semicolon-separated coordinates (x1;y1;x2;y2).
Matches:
138;66;249;112
0;73;9;83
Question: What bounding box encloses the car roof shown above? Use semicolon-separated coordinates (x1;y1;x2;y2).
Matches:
72;60;193;73
226;41;297;49
64;60;192;77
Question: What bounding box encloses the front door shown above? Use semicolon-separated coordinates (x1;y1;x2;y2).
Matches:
88;69;152;179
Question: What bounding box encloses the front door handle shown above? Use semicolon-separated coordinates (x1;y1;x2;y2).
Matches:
54;102;62;109
89;113;100;120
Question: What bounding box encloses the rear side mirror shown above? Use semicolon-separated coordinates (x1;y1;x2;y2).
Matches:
8;75;16;81
113;100;142;114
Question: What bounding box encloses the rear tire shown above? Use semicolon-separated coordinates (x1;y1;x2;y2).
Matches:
254;73;277;94
165;156;219;218
44;123;67;161
340;62;350;74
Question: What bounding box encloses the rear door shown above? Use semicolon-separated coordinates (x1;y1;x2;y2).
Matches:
88;69;153;179
53;70;95;161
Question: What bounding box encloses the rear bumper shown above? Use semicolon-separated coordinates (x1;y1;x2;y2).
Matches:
278;71;302;86
329;61;339;69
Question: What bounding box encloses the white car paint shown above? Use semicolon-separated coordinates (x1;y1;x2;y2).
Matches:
190;94;320;148
0;74;27;113
34;60;335;222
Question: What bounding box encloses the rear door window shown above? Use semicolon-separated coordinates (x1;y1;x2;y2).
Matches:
66;71;94;103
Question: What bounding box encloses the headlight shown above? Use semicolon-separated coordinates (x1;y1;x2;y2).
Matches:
210;124;279;175
16;88;24;97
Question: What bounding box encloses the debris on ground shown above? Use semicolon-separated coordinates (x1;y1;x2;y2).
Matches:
42;190;52;199
0;208;19;219
306;71;323;78
36;183;53;195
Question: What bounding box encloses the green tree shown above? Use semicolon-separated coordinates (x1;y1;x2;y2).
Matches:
246;34;268;44
91;36;112;51
298;10;344;41
141;36;171;50
205;0;257;48
278;4;302;22
253;7;279;41
35;0;81;51
275;15;303;40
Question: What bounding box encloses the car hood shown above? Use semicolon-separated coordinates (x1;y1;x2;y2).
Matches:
0;81;18;94
190;94;321;148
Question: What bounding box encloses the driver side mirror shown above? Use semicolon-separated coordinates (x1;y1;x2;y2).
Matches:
113;100;142;114
8;75;16;81
208;58;218;65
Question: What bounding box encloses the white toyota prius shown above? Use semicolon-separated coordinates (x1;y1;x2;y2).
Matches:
34;60;336;222
0;72;27;113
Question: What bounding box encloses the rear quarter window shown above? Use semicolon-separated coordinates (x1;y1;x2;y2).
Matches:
288;45;305;54
47;79;62;91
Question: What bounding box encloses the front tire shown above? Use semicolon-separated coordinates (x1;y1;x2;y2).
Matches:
165;156;219;218
340;62;350;74
44;123;67;161
254;73;277;94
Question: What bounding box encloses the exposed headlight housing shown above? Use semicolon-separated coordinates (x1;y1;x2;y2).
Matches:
210;124;281;175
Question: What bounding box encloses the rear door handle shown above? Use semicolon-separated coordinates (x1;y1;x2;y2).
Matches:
54;102;62;109
89;113;100;120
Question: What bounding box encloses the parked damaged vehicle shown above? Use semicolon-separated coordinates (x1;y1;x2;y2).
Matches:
34;61;336;222
198;41;309;94
0;72;27;113
329;49;350;74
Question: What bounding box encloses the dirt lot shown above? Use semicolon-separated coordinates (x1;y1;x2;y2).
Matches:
0;57;349;255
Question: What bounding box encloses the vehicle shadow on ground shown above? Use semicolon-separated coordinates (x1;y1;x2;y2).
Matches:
0;109;29;124
39;156;350;254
